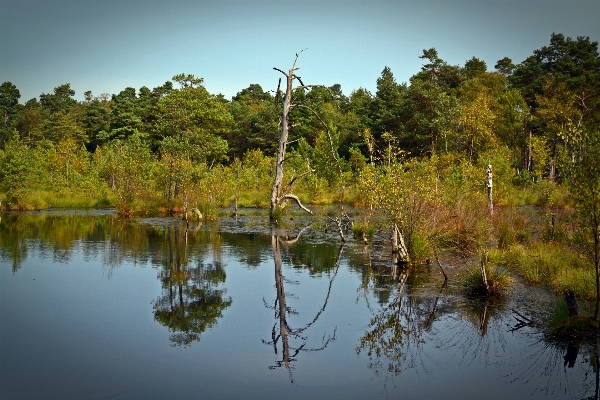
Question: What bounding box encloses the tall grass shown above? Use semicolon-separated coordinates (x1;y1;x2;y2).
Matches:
502;242;595;299
462;257;513;296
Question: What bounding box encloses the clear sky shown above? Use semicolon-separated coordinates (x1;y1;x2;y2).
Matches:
1;0;599;103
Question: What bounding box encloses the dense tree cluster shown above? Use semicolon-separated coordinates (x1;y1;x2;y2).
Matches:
0;34;598;215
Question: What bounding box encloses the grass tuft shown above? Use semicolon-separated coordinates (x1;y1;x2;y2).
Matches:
462;261;513;296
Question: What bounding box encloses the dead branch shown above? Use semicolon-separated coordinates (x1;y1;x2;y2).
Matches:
294;244;344;334
273;67;288;77
274;78;282;106
511;309;533;323
325;215;347;242
281;194;313;215
282;169;315;197
293;74;305;87
280;224;312;245
433;249;448;281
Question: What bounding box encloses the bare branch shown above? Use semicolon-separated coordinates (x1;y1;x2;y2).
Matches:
325;215;347;242
282;169;315;197
292;74;306;87
273;67;288;77
433;249;448;281
293;84;327;91
281;194;313;215
280;224;313;245
290;48;308;72
294;245;344;334
274;78;282;107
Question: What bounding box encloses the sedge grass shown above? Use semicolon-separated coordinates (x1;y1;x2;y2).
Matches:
461;261;513;296
502;242;595;300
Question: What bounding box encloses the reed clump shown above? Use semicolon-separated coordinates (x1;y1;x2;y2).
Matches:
462;253;513;297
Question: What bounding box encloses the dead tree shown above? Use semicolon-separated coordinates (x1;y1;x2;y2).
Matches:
486;163;493;216
391;224;410;264
270;52;334;220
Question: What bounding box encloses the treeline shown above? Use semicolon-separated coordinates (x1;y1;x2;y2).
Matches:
0;33;598;214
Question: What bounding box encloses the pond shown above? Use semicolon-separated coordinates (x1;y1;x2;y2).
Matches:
0;209;597;399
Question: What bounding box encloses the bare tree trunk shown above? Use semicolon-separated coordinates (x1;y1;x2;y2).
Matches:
270;72;292;218
480;251;490;295
549;134;558;181
270;54;317;220
486;163;493;216
391;224;410;263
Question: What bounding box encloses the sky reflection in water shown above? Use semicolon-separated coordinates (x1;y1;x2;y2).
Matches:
0;211;597;400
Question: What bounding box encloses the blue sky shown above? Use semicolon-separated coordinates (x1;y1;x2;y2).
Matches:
1;0;599;102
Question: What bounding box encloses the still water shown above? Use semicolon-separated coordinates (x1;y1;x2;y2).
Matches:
0;210;597;399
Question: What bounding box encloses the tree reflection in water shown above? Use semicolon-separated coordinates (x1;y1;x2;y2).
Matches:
356;264;448;378
264;226;341;382
438;297;512;366
153;225;232;346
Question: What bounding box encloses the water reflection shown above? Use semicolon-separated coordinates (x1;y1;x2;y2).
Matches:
152;225;232;346
1;212;599;399
264;227;340;382
356;266;447;377
504;334;599;399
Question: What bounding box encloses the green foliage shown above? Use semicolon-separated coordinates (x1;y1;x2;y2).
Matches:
39;83;77;114
0;133;39;205
154;78;231;164
503;242;595;299
111;134;153;216
0;34;597;224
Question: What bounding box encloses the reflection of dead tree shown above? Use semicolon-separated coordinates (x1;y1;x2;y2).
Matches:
508;309;534;332
264;233;342;382
424;279;448;330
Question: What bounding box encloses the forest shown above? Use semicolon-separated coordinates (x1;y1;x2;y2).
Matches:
1;33;600;323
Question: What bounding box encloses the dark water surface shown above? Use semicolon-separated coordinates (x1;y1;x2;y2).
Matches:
0;210;597;399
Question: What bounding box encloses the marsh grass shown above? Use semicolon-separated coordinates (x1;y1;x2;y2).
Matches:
545;299;599;338
503;242;595;299
546;299;571;330
430;196;491;254
493;208;533;249
497;181;570;208
6;190;113;210
462;260;513;296
352;223;375;238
